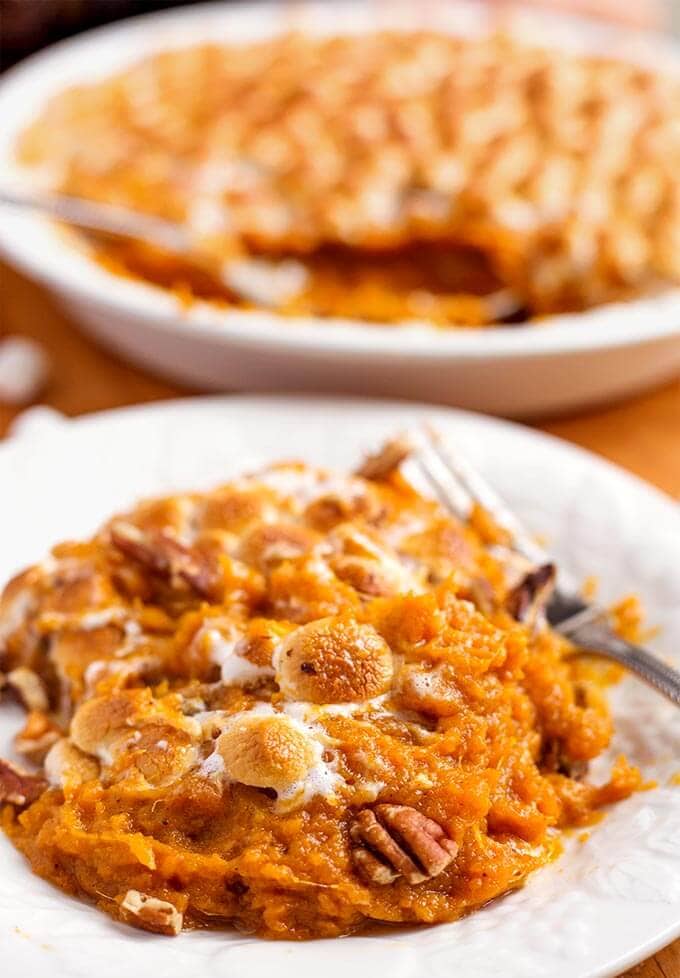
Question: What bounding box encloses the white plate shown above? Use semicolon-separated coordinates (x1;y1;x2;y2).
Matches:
1;395;679;978
0;2;679;417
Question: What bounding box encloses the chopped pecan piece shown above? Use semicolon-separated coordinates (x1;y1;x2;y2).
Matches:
0;758;47;807
356;437;412;481
119;890;183;936
110;522;220;600
14;711;61;764
350;803;458;885
7;667;49;712
507;563;556;630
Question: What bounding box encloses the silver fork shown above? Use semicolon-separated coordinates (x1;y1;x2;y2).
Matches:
407;427;680;706
0;187;305;308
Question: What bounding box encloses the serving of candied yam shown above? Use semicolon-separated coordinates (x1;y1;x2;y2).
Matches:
17;30;680;324
0;446;642;939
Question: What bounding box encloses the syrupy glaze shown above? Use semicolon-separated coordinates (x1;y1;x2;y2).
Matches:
0;447;642;939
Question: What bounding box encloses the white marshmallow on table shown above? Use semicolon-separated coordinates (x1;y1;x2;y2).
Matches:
0;336;50;406
8;405;65;439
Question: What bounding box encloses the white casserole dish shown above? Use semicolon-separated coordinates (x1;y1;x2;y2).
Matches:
0;1;678;417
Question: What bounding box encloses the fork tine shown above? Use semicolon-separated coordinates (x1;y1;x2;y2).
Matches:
408;444;473;518
400;431;680;705
416;426;548;565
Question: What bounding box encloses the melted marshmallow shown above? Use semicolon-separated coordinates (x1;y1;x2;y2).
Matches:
200;748;226;778
282;694;390;722
268;712;343;810
204;627;274;685
200;704;344;809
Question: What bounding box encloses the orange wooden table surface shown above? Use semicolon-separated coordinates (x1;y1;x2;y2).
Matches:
1;260;679;974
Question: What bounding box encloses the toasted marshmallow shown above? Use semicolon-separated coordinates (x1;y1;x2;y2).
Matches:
69;690;199;765
44;738;100;789
275;616;393;704
70;693;140;758
216;712;317;793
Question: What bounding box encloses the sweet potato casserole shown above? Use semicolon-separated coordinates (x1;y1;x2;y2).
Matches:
17;30;680;326
0;438;643;939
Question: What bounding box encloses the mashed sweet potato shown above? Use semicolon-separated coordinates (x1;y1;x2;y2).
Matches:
0;441;641;938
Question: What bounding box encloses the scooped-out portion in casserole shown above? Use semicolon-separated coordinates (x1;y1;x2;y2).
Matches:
17;30;680;326
0;438;642;939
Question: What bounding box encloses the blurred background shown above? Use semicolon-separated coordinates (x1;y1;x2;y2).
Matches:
0;0;678;505
1;0;678;69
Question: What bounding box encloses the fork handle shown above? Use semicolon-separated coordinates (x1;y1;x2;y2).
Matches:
560;619;680;705
0;187;189;253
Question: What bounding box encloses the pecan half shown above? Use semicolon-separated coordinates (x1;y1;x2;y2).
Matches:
507;562;556;630
350;803;458;885
119;890;183;936
7;667;49;712
0;758;47;807
356;437;412;481
110;522;219;600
